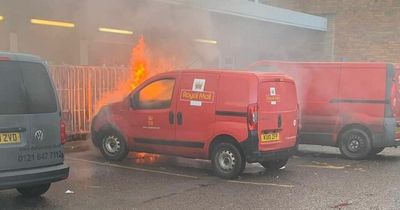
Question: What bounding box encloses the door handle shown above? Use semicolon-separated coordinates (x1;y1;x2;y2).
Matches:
169;111;174;124
278;114;282;129
177;112;183;125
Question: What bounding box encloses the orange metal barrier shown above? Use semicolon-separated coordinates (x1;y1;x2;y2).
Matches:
49;65;130;140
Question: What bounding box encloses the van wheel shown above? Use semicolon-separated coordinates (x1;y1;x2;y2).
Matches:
260;157;289;170
99;130;128;161
339;128;371;160
17;183;51;197
211;143;245;179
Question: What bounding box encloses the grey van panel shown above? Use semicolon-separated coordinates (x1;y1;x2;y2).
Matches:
0;52;68;190
0;115;31;171
0;61;62;171
0;51;42;63
0;163;69;190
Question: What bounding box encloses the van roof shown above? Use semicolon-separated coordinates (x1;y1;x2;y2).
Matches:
174;68;289;77
249;60;390;68
0;51;44;63
252;60;389;65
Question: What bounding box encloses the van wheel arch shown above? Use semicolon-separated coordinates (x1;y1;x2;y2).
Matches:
336;124;373;146
93;124;123;147
337;124;373;160
208;135;244;159
97;127;129;161
209;135;246;179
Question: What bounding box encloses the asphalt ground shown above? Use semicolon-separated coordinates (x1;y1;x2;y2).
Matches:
1;141;400;210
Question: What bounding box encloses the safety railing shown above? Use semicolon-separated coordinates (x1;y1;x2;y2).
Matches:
49;65;130;140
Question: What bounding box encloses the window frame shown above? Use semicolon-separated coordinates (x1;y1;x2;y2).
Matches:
0;60;58;115
131;77;176;110
18;61;58;114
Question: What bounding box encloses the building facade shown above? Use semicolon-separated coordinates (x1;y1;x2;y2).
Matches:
267;0;400;62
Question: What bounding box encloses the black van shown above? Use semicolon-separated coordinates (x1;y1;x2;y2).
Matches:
0;52;69;196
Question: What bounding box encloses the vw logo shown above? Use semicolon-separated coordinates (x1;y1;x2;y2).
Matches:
34;129;44;142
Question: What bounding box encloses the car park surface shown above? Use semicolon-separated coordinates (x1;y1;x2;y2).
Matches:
1;143;400;209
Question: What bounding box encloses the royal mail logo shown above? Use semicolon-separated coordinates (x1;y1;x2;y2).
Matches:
266;95;280;102
194;81;203;90
180;89;215;103
193;79;205;91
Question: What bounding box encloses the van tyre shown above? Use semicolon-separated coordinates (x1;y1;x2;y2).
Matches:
211;142;245;179
99;130;128;161
339;128;372;160
260;157;289;170
17;183;51;197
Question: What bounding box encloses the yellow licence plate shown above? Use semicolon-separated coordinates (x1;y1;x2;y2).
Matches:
261;132;280;142
0;133;21;144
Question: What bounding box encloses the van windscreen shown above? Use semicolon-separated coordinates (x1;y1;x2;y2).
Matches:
0;61;57;115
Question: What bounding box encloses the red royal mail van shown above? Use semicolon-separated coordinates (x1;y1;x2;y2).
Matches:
91;69;299;179
250;61;400;160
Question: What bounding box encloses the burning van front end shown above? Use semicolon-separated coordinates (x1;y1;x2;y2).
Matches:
91;104;121;148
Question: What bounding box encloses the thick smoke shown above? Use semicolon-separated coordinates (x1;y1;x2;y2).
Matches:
0;0;326;67
78;0;220;68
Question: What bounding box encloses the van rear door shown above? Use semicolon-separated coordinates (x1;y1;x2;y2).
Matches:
393;65;400;140
0;60;62;172
257;77;298;152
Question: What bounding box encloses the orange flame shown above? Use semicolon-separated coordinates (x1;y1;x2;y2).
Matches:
130;36;148;90
94;36;176;114
131;152;160;164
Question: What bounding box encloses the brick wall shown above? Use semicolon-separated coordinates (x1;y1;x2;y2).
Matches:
266;0;400;62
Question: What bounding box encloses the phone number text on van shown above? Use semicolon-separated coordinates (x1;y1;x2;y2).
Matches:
17;151;64;162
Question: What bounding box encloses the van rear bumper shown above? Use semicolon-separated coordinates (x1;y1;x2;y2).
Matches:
245;147;297;163
241;131;297;163
0;164;69;190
